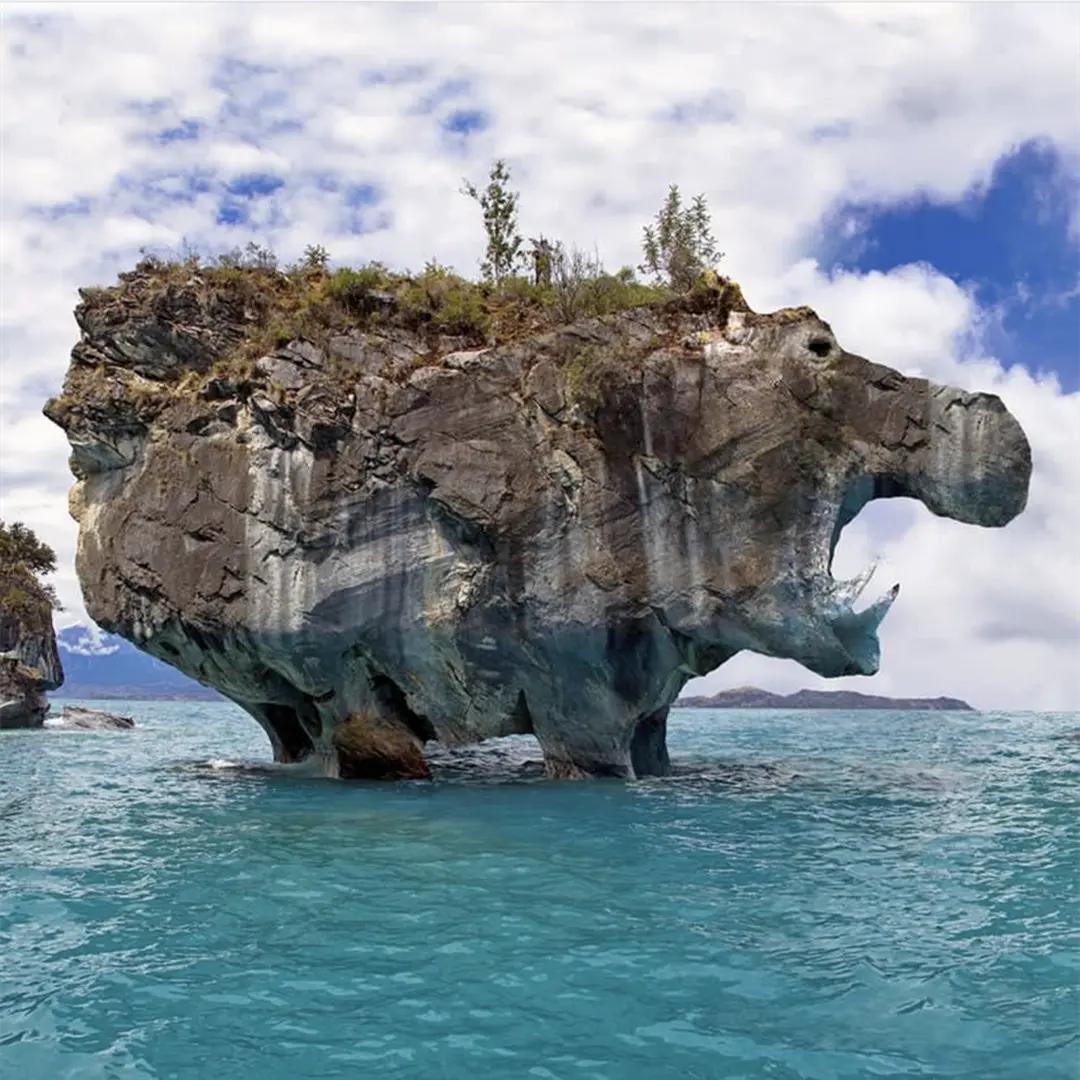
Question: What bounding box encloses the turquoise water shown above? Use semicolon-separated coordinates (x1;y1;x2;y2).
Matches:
1;702;1077;1079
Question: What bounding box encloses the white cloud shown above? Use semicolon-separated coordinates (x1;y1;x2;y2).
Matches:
1;2;1077;705
58;623;119;657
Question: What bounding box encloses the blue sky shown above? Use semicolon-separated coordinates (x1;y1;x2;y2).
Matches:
823;140;1079;390
1;3;1077;707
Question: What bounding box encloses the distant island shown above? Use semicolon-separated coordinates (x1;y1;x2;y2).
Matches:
677;686;975;711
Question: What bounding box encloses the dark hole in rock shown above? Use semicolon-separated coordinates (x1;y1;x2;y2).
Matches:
506;689;535;734
370;672;437;742
255;702;314;762
807;337;832;358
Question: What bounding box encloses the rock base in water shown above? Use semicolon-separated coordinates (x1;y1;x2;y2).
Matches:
0;666;49;729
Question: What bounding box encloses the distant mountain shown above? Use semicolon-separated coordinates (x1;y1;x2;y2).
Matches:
677;685;974;711
55;625;220;700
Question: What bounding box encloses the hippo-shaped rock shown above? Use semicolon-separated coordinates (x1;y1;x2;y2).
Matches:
46;272;1030;778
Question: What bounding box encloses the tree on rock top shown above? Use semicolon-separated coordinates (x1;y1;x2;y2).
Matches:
0;520;60;628
0;522;57;577
462;159;525;284
640;185;723;291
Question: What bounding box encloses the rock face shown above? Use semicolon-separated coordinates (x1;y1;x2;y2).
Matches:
678;686;974;711
0;591;63;730
45;270;1031;778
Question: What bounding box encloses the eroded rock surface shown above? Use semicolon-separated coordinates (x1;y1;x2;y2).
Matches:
45;271;1031;777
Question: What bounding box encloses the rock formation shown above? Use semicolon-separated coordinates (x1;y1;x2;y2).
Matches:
45;266;1030;777
46;705;135;730
0;562;63;730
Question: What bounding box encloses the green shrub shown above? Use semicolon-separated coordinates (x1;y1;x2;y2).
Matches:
397;263;490;338
494;274;549;305
326;264;392;314
547;246;668;322
580;271;668;317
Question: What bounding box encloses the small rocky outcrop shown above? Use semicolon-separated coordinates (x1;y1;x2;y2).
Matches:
0;555;63;729
46;705;135;730
45;266;1030;778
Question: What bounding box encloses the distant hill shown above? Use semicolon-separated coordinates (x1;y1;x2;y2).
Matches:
677;686;974;711
55;626;220;700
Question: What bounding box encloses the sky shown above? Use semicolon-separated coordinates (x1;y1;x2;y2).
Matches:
1;2;1078;709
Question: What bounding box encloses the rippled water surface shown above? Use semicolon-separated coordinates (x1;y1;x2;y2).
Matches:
1;702;1077;1079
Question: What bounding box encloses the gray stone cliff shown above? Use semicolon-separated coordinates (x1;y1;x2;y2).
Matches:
45;270;1030;777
